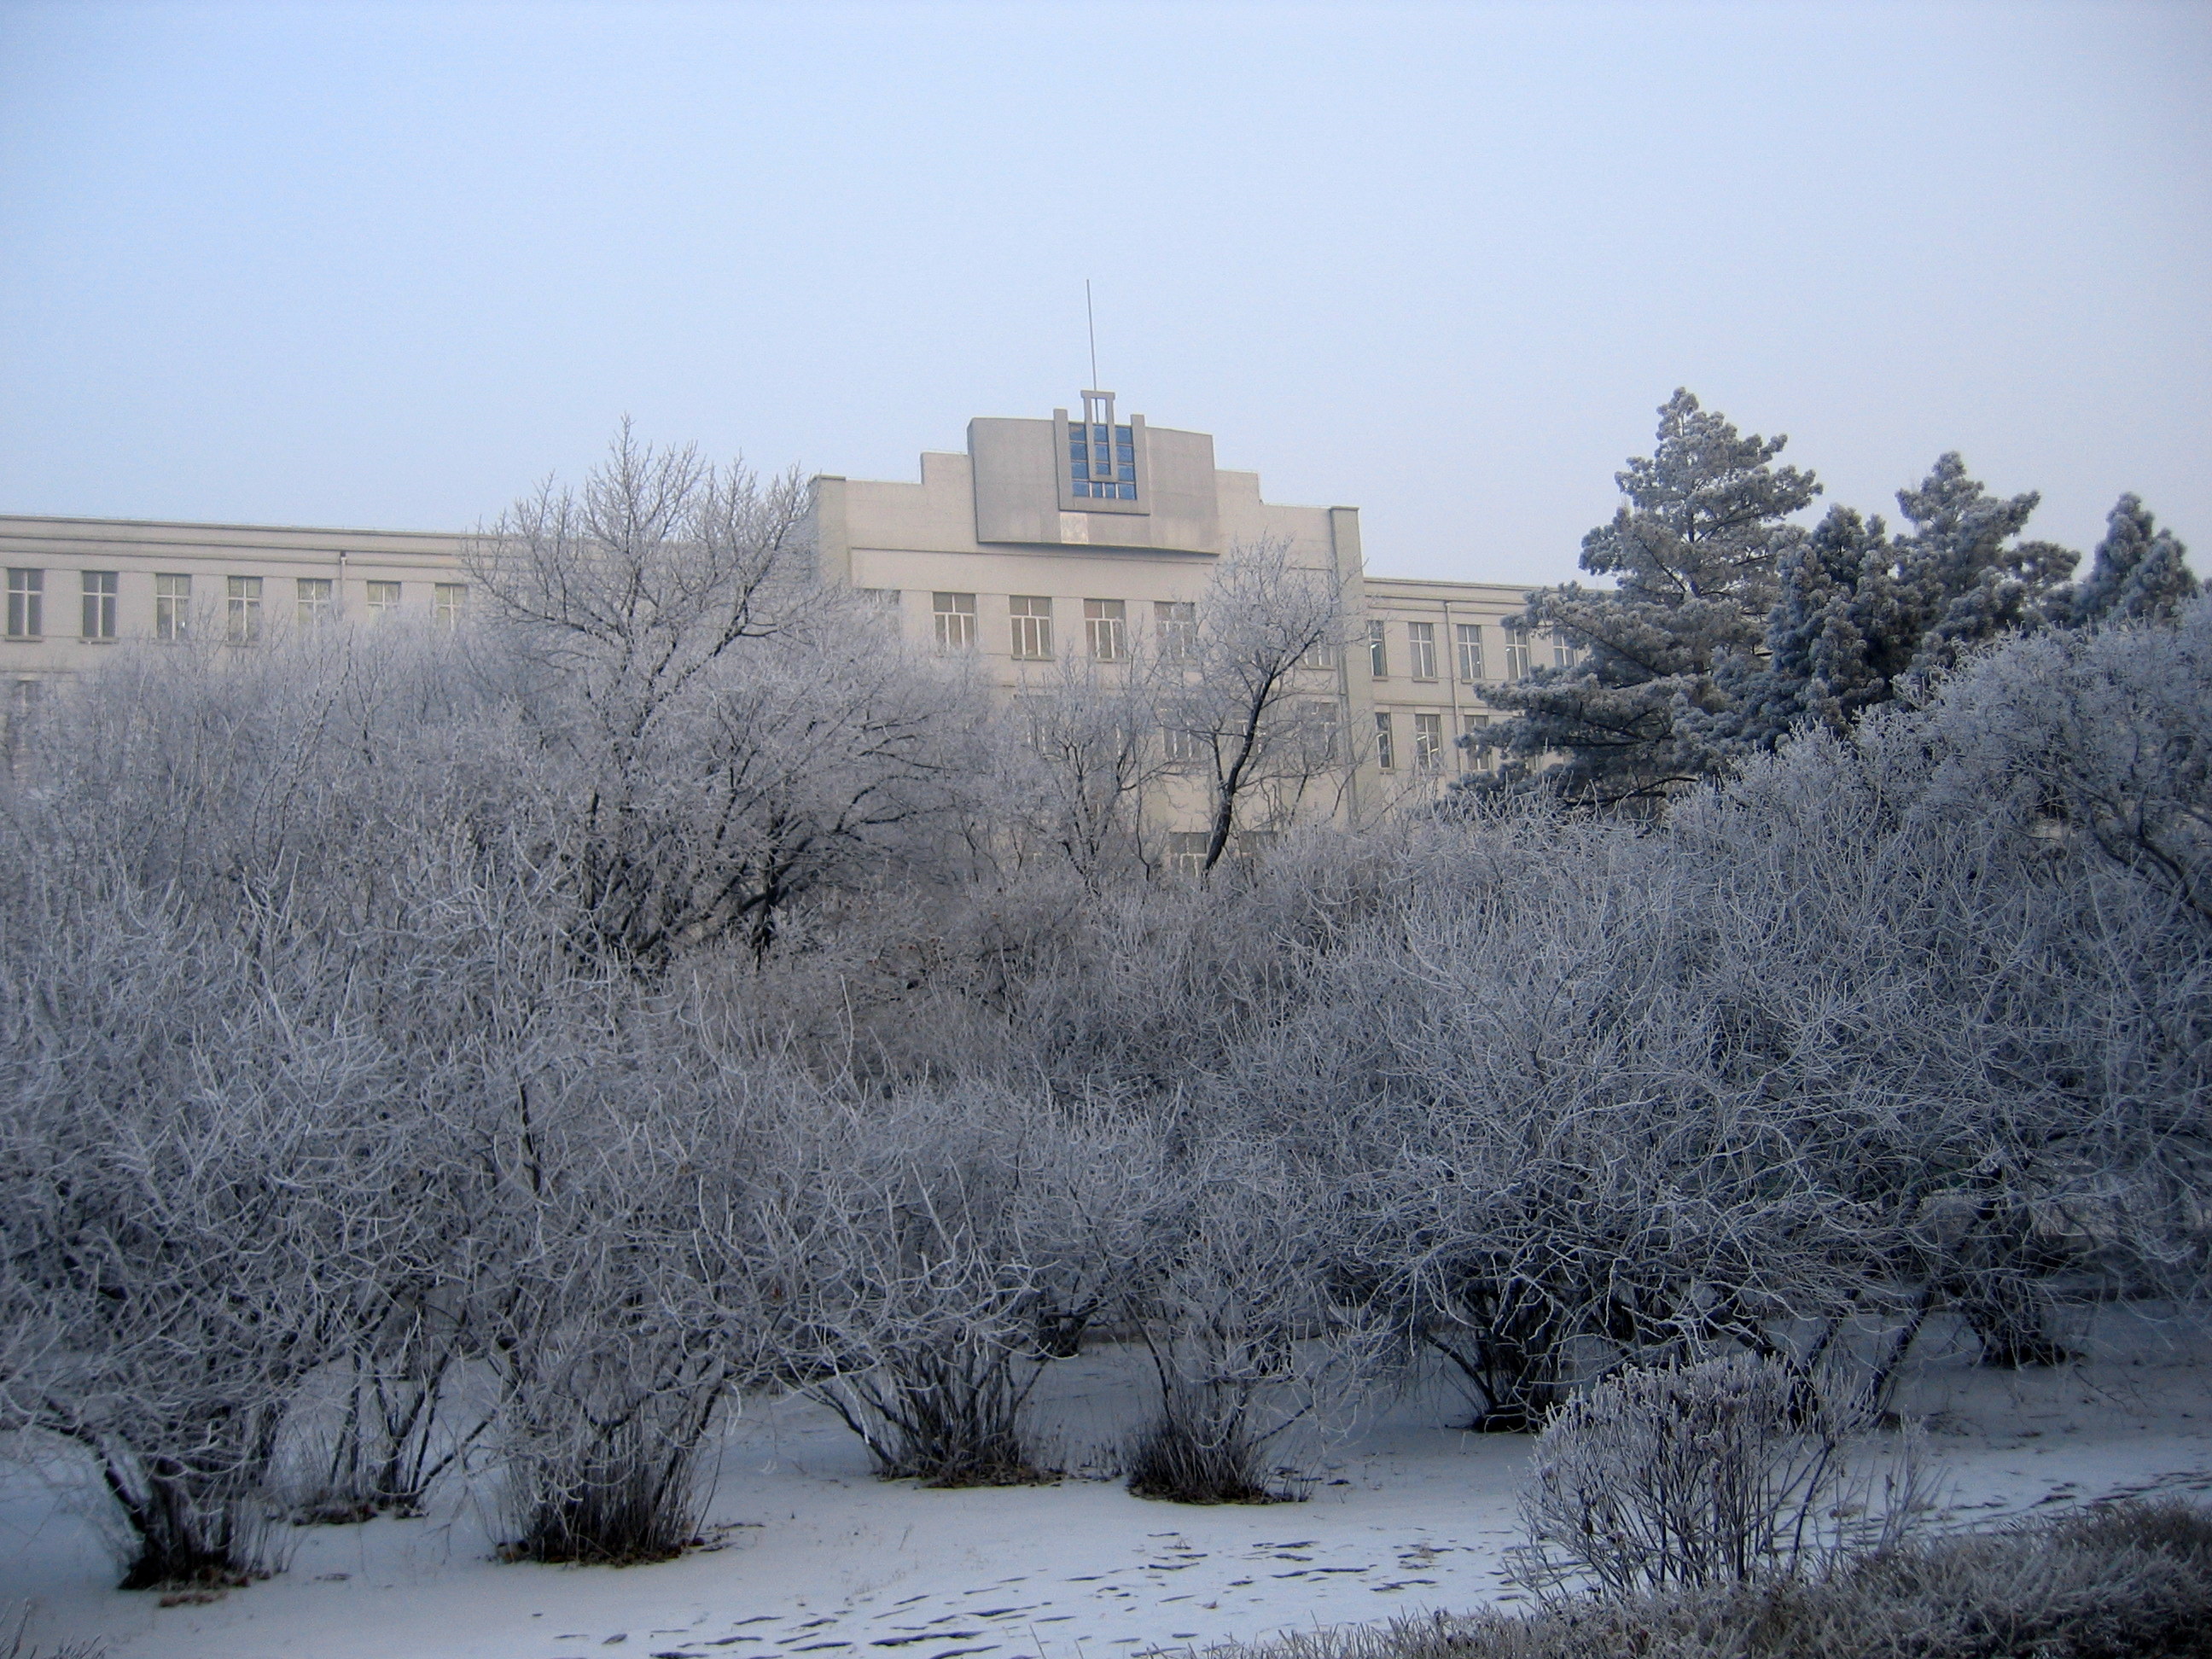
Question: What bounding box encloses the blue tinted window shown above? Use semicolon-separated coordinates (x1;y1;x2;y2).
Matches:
1065;412;1138;503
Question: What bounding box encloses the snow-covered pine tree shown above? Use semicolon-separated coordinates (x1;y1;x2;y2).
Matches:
1889;452;2076;675
2071;493;2199;626
1692;455;2082;764
1481;390;1819;811
1705;505;1913;752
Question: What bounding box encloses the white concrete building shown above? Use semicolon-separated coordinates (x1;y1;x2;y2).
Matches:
3;396;1551;805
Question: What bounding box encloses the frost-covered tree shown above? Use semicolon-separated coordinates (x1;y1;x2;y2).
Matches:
2072;493;2199;626
1164;539;1350;872
1886;451;2075;675
996;649;1167;889
467;425;977;965
1698;506;1915;753
1484;390;1820;810
1690;455;2085;762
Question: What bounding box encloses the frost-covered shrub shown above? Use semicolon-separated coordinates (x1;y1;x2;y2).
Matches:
1515;1355;1923;1598
0;899;398;1587
2;566;2207;1582
1122;1146;1367;1505
1225;1502;2212;1659
749;1086;1155;1486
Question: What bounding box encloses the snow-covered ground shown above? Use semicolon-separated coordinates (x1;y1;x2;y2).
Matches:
7;1309;2211;1659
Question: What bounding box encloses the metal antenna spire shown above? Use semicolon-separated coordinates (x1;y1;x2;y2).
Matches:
1086;279;1098;390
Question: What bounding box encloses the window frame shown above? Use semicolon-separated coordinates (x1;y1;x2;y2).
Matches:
1162;723;1207;767
1413;712;1444;773
80;570;118;641
1054;398;1149;514
226;574;264;643
1301;698;1342;766
1368;619;1388;678
1155;599;1198;663
1456;621;1484;683
6;569;44;640
364;580;402;622
296;577;335;626
932;591;977;651
1373;710;1396;770
1504;621;1532;682
434;582;468;628
1009;594;1054;661
1166;830;1209;878
1406;621;1437;680
155;573;191;642
1461;712;1494;771
1084;597;1127;661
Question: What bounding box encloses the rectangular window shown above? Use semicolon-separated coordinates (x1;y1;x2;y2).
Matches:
80;571;118;641
1084;597;1126;661
1163;724;1207;766
932;591;976;651
1504;621;1532;682
296;577;335;626
1406;621;1437;680
853;588;901;635
365;580;401;621
155;573;191;641
6;570;43;639
1301;635;1335;671
1368;619;1388;678
1010;595;1053;660
226;575;264;643
1414;712;1444;773
434;582;467;627
1462;712;1493;771
1551;628;1581;669
1167;830;1209;878
1373;710;1396;770
1232;829;1275;866
1456;622;1485;682
1068;397;1139;502
1155;600;1197;662
1302;699;1342;765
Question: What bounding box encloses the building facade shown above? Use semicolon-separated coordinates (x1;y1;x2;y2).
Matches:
811;393;1546;817
2;396;1557;806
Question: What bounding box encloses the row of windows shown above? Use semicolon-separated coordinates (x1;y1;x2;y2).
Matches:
1136;700;1342;770
1164;830;1273;878
911;592;1203;663
1371;709;1495;774
861;591;1569;689
3;570;464;642
1364;618;1581;683
1017;699;1485;777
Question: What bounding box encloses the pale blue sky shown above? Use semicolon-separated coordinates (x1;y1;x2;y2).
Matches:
2;0;2205;584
